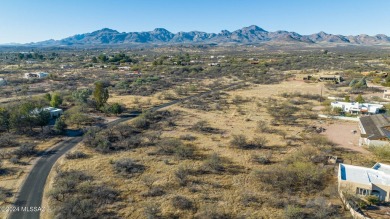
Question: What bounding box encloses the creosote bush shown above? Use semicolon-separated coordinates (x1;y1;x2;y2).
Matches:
171;196;193;210
113;158;145;177
65;151;88;159
256;161;328;193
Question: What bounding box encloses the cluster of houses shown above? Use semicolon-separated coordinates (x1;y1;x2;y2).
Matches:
331;101;384;115
330;100;390;202
24;72;49;79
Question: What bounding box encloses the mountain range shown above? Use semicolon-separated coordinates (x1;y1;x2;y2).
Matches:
26;25;390;46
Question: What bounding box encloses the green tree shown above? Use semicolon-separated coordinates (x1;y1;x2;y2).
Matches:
355;94;365;103
72;89;92;103
54;116;67;134
344;96;350;102
65;106;90;128
50;93;63;108
98;54;108;63
0;108;10;132
35;109;51;132
10;101;37;132
44;93;52;102
91;56;98;63
93;81;109;109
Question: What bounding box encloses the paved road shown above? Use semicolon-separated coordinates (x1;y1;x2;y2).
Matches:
8;137;83;219
8;82;242;219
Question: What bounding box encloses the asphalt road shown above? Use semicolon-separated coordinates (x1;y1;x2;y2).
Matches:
8;82;242;219
8;137;83;219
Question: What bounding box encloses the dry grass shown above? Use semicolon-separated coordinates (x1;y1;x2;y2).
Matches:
42;81;356;218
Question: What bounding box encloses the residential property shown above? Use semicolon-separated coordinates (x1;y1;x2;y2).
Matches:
338;163;390;201
319;75;343;83
32;107;63;119
331;101;383;114
303;74;343;83
359;114;390;146
60;64;73;69
383;90;390;99
118;66;131;71
0;78;6;86
208;63;220;67
24;72;49;79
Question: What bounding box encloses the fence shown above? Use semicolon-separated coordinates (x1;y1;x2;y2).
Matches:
339;190;371;219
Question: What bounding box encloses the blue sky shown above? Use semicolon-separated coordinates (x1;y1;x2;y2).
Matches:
0;0;389;43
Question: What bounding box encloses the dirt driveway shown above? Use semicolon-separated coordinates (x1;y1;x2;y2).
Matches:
320;120;370;154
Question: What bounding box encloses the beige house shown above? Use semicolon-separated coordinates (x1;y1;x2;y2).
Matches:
384;90;390;99
338;163;390;201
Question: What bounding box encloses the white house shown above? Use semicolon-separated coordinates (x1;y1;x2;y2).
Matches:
32;107;63;119
359;114;390;146
331;101;383;114
0;78;6;86
24;72;49;79
338;163;390;201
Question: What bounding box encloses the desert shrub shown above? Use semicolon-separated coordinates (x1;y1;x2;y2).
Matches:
232;95;247;104
118;135;143;150
191;120;218;133
180;134;197;141
0;133;19;148
101;103;124;115
145;131;161;145
113;158;145;177
241;192;259;207
144;202;161;219
133;116;150;129
284;205;305;219
157;138;183;155
171;196;193;210
266;102;298;124
256;161;328;193
230;135;267;149
251;152;272;164
251;136;269;149
202;153;224;173
195;205;232;219
142;187;165;197
370;145;390;160
116;124;138;139
306;197;339;219
174;144;195;159
309;135;334;147
230;134;247;148
49;170;119;218
0;187;12;202
175;166;190;186
13;144;37;158
257;120;271;133
366;195;380;205
65;151;88;159
9;157;19;164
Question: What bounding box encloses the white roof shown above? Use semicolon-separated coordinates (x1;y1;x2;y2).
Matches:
339;163;390;186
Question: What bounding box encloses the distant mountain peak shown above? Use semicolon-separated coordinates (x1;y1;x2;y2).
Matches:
24;25;390;47
153;28;170;32
242;25;267;32
94;28;119;33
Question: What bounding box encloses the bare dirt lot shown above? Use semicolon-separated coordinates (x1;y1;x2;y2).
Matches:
320;120;370;155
